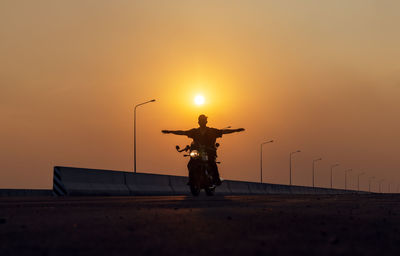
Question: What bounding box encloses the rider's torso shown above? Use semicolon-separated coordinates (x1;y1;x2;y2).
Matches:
187;127;223;157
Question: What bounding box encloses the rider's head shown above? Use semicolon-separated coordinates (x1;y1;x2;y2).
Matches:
198;114;208;128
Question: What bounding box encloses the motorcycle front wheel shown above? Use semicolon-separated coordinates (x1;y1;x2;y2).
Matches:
190;185;200;196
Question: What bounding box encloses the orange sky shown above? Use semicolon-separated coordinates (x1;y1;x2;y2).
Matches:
1;1;400;191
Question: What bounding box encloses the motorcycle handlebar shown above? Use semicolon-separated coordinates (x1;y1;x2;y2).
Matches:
176;145;190;152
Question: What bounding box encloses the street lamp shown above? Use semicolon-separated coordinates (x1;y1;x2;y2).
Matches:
312;158;322;187
330;164;340;189
344;169;352;190
260;140;274;183
134;99;156;173
289;150;301;185
357;172;365;192
368;176;375;192
378;179;384;193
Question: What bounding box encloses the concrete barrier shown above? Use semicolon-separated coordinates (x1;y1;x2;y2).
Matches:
53;166;130;196
289;185;302;194
313;187;330;195
327;188;345;194
215;181;231;195
52;166;372;196
303;186;318;194
169;175;190;195
248;182;266;194
263;183;274;194
277;184;292;194
289;185;315;195
227;180;250;195
0;189;52;197
126;173;174;196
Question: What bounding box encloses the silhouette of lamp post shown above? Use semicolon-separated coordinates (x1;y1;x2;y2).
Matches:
344;169;352;190
260;140;274;183
134;99;156;173
330;164;340;189
378;179;384;193
289;150;301;185
368;176;375;192
357;172;365;192
312;158;322;188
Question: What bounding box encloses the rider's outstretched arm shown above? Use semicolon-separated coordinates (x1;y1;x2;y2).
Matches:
162;130;190;136
221;128;245;134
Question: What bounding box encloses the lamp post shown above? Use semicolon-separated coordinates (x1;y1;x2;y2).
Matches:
368;176;375;192
378;179;384;193
134;99;156;173
289;150;301;185
344;169;352;190
312;158;322;187
357;172;365;192
330;164;340;189
260;140;274;183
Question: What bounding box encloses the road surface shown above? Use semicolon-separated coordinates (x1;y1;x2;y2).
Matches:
1;194;399;255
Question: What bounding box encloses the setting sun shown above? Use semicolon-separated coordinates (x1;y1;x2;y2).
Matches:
194;94;205;106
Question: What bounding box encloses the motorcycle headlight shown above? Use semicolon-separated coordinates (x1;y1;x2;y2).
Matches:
189;150;199;158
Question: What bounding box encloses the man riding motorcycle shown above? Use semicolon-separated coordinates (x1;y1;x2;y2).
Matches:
162;114;245;186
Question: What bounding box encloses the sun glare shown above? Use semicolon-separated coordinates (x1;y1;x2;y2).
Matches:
194;94;205;106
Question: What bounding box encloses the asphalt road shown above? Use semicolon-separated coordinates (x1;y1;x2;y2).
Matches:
1;194;399;256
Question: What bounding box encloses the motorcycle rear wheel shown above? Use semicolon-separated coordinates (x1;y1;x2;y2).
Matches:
205;187;215;196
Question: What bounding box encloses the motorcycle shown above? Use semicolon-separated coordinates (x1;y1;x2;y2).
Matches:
175;143;220;196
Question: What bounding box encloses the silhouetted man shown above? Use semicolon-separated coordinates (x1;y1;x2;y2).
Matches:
162;114;245;185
